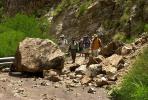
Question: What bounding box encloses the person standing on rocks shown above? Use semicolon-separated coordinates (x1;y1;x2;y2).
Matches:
78;38;84;56
58;34;68;52
91;34;102;57
83;35;91;59
68;38;79;63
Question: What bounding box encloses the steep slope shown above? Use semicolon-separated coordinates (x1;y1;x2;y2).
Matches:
4;0;148;42
49;0;148;40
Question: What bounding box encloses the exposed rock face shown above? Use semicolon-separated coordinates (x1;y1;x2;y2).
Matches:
50;0;148;41
4;0;148;40
5;0;60;15
12;38;65;72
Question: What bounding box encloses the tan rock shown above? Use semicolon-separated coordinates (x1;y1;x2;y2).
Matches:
103;66;117;75
43;69;62;82
107;54;124;67
87;64;102;77
88;55;104;65
100;41;123;57
81;76;92;85
107;74;117;81
12;38;65;72
88;87;96;94
69;63;80;72
94;77;108;87
75;65;87;75
121;44;133;55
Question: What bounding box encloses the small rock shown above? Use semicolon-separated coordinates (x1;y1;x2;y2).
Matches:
96;74;104;78
66;83;76;88
124;62;129;67
43;69;58;78
75;75;83;79
32;84;39;88
48;76;62;82
135;38;144;45
73;79;79;83
0;78;8;82
107;54;124;67
87;55;104;65
107;75;117;81
94;77;108;87
1;68;10;72
88;64;102;77
81;76;92;85
88;87;96;94
60;74;67;78
40;81;48;86
102;66;117;76
76;93;81;97
41;94;48;100
69;63;80;72
69;72;75;79
75;65;87;75
54;84;60;88
62;67;70;74
88;83;93;86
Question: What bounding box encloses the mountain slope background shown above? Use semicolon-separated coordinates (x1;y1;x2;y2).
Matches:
4;0;148;41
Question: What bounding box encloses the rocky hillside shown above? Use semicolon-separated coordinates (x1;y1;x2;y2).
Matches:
4;0;148;41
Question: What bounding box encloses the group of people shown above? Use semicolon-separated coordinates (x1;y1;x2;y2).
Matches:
58;34;102;63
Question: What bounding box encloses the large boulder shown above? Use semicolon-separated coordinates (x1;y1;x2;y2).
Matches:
100;41;123;57
88;64;102;77
12;38;65;72
116;44;134;55
87;55;104;65
101;54;124;75
75;65;87;75
107;54;124;67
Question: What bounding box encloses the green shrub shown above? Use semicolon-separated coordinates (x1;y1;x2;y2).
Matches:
70;0;80;5
3;14;41;36
113;32;126;41
113;32;136;43
52;0;69;17
111;48;148;100
132;21;144;33
76;0;92;17
144;24;148;32
0;14;52;57
0;0;4;21
0;26;25;57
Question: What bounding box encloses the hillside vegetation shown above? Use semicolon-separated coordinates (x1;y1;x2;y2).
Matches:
0;14;51;57
111;47;148;100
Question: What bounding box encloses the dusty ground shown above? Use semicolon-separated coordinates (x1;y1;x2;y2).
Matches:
0;35;147;100
0;72;109;100
0;55;110;100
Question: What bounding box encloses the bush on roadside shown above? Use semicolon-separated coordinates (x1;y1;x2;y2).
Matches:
111;48;148;100
144;24;148;32
113;32;136;43
0;14;51;57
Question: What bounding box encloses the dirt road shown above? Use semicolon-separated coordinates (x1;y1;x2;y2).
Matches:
0;72;110;100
